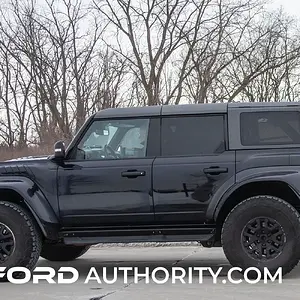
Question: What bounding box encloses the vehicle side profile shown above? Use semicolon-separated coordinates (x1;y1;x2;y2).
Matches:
1;101;300;280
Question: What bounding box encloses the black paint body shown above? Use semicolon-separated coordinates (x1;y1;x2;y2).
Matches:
1;102;300;244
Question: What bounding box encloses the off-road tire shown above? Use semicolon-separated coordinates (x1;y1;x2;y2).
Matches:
221;195;300;277
0;201;42;282
40;244;90;262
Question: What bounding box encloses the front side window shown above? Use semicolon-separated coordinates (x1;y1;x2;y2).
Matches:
161;115;225;156
74;118;150;160
240;111;300;146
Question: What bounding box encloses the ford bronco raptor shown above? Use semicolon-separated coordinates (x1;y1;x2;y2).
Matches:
1;101;300;280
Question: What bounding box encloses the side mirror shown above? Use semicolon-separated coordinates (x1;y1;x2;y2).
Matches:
54;141;66;159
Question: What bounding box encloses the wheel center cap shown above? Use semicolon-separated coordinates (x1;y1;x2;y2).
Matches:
261;235;267;241
241;217;286;261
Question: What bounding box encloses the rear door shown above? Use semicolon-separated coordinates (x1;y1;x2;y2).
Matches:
152;113;235;224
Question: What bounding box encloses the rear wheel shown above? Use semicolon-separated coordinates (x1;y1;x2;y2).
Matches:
41;244;90;262
0;201;42;281
221;195;300;277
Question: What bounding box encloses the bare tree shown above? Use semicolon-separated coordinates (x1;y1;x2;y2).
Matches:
230;10;300;102
0;0;300;155
94;0;215;106
184;0;267;103
0;0;124;146
186;7;300;103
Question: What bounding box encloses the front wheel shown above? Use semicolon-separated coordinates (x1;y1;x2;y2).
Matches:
221;195;300;277
40;244;90;262
0;201;42;281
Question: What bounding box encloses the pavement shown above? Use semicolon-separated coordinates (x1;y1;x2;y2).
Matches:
2;246;300;300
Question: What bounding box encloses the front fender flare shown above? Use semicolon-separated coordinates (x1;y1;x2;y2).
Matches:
0;176;59;240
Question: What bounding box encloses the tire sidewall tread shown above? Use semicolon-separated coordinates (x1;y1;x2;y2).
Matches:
0;201;42;280
221;195;300;276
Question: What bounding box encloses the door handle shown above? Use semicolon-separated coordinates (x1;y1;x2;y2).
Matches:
121;170;146;178
63;164;82;170
203;167;228;175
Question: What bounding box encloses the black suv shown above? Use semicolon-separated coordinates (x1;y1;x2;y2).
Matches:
1;101;300;279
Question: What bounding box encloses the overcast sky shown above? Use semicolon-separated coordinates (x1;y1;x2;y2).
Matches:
270;0;300;16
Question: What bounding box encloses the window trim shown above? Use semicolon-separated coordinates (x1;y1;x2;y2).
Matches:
66;116;160;162
240;111;300;147
159;113;227;158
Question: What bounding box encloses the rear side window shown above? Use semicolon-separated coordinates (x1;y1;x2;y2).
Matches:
161;115;225;156
240;111;300;146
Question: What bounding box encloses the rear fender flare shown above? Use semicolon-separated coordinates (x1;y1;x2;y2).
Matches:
206;168;300;221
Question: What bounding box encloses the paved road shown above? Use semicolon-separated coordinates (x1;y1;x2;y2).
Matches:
2;246;300;300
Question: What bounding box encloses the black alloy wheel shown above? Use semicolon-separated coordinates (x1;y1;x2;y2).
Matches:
241;217;286;260
0;201;42;282
0;222;15;262
221;195;300;277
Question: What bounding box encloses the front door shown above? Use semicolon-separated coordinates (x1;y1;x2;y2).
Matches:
58;117;158;228
153;114;235;224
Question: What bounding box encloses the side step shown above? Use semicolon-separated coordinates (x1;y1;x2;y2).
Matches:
60;226;216;245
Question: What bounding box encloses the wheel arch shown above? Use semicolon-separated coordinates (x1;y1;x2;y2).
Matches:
0;178;60;240
213;180;300;243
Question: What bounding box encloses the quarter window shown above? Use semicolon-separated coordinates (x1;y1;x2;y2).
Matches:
240;111;300;146
161;115;225;156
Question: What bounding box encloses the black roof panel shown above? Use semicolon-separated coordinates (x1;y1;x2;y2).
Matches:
94;101;300;119
95;103;227;118
94;105;162;118
162;103;227;115
228;101;300;108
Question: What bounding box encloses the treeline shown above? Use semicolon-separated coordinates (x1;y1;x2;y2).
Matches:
0;0;299;157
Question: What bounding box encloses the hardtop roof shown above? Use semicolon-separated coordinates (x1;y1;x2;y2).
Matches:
94;101;300;118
